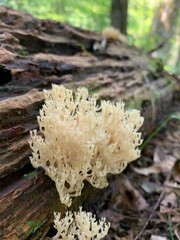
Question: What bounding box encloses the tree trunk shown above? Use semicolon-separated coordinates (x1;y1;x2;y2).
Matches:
110;0;128;35
54;0;65;14
0;6;178;240
150;0;180;67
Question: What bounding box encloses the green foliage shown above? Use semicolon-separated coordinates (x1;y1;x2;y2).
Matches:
128;0;161;49
1;0;159;36
1;0;111;32
1;0;178;73
141;112;180;150
26;219;45;236
168;213;175;240
18;219;46;238
25;219;46;236
24;171;37;179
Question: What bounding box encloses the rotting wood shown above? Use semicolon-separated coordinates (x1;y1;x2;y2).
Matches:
0;6;179;240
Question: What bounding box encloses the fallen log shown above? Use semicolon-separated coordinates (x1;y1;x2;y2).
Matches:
0;6;178;240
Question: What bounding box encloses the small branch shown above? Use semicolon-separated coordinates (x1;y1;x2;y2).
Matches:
134;172;171;240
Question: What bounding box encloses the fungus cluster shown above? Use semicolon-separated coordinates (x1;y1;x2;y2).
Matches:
52;207;110;240
29;84;143;207
102;26;127;43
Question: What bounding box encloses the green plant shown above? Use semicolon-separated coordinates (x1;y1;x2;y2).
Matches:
168;213;175;240
141;112;180;150
26;219;46;236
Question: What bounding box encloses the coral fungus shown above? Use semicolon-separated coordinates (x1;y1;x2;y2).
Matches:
29;84;143;206
52;207;110;240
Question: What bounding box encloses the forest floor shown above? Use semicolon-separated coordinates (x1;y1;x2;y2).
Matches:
84;97;180;240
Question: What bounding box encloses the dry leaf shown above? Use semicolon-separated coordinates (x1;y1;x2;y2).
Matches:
153;147;165;163
141;181;159;193
150;236;167;240
100;209;123;223
133;155;177;176
173;148;180;159
110;175;149;211
133;165;161;176
167;130;180;143
172;212;180;223
175;222;180;240
160;192;177;214
171;159;180;183
118;236;133;240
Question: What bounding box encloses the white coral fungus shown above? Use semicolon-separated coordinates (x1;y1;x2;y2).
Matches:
29;84;143;206
52;207;110;240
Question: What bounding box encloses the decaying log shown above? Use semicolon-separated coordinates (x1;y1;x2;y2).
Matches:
0;6;178;240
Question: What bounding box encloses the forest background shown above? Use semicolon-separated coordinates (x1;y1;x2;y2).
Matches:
0;0;179;74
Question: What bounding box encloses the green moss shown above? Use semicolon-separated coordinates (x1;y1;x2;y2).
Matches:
18;226;24;238
18;219;46;238
17;48;29;57
148;58;164;75
12;206;19;214
88;82;101;94
24;171;37;179
67;82;101;95
25;219;46;236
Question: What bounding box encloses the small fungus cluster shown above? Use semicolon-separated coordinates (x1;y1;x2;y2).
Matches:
52;207;110;240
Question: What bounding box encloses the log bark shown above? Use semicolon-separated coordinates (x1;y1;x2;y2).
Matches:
0;6;178;240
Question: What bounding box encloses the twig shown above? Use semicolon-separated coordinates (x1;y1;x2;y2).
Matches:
165;181;180;190
174;223;180;240
134;172;171;240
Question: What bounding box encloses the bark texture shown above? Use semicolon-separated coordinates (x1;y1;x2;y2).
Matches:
0;6;178;240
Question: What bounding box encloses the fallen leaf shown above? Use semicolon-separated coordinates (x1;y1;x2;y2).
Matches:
99;209;123;223
173;148;180;159
175;222;180;240
160;192;177;214
172;212;180;223
171;159;180;183
141;181;159;193
150;235;167;240
118;236;133;240
133;165;161;176
110;175;149;211
133;155;177;176
167;130;180;143
153;147;164;163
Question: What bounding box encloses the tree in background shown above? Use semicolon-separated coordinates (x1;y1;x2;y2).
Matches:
110;0;128;35
150;0;180;72
1;0;178;73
